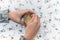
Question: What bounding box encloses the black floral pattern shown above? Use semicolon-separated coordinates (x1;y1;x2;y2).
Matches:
0;0;60;40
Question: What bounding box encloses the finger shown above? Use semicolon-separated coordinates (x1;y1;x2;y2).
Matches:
16;9;34;15
27;14;35;23
35;17;40;33
23;9;35;14
19;20;25;25
33;14;38;24
22;9;35;18
31;15;39;26
37;17;40;27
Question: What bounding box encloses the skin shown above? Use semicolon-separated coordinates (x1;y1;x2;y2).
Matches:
8;9;34;25
24;14;40;40
8;9;40;40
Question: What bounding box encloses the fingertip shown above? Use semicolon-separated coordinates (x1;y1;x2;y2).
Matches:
31;14;34;18
28;14;35;23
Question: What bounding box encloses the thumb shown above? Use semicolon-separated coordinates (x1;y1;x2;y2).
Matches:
19;20;25;25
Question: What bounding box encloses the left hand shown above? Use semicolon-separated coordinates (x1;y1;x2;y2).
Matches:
8;9;34;25
24;14;40;40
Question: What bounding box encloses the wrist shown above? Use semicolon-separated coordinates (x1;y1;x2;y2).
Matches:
8;12;11;19
24;34;33;40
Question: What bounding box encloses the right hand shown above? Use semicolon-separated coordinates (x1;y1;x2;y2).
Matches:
8;9;34;25
24;14;40;40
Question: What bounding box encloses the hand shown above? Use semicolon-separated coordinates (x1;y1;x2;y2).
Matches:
24;14;40;40
8;9;34;25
